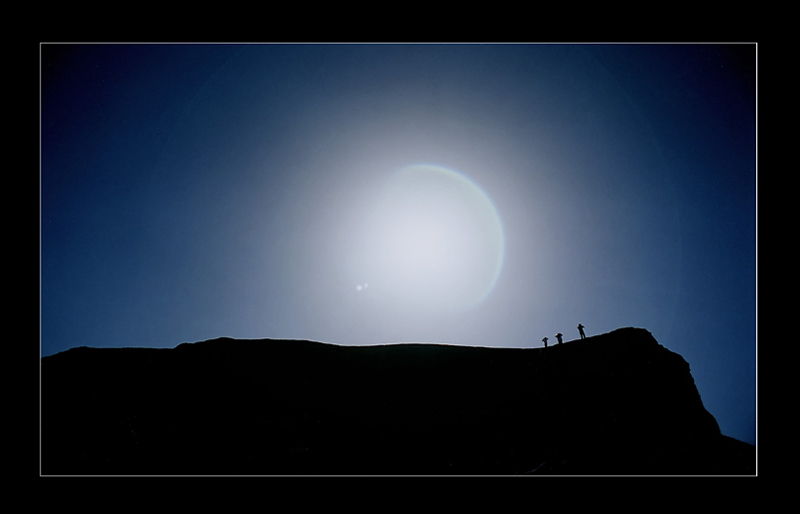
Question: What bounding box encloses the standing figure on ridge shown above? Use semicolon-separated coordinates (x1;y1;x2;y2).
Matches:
555;332;563;345
542;336;548;348
578;323;586;339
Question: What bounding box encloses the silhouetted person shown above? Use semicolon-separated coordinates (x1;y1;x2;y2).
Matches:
578;324;586;339
555;332;563;345
542;336;548;348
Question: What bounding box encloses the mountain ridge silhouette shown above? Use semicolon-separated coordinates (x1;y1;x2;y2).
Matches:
41;327;755;475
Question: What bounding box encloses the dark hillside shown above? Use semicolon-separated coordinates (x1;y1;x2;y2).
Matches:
40;327;755;475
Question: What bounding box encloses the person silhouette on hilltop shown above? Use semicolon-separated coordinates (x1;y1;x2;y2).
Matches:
578;324;586;339
555;332;563;345
542;336;548;348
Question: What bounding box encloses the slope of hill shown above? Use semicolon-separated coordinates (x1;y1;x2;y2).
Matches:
40;327;755;475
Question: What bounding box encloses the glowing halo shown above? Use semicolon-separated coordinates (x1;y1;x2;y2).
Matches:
359;163;505;313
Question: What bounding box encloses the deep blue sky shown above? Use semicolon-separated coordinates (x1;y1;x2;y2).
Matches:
40;43;756;445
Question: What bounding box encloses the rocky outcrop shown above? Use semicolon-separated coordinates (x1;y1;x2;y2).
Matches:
40;327;755;475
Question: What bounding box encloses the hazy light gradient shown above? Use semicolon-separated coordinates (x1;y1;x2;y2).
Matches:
40;43;756;445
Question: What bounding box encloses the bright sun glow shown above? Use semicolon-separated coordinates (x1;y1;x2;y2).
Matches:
358;164;504;313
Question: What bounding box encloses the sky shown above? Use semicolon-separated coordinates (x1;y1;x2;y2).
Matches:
40;43;757;446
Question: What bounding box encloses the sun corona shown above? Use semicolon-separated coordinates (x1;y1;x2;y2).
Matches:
360;164;505;313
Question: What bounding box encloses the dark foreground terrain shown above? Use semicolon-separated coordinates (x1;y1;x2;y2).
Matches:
41;327;755;475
